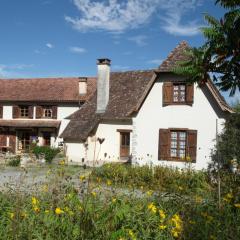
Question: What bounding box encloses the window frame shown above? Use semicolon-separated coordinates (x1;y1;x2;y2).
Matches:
170;130;187;160
173;83;186;103
159;128;197;163
20;106;29;118
42;106;53;119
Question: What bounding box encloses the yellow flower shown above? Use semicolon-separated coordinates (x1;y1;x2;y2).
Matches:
148;203;157;214
170;214;183;238
112;198;117;203
79;175;85;181
223;192;234;203
159;210;166;221
159;224;167;230
59;160;65;165
97;177;101;183
55;207;64;215
64;207;74;216
234;203;240;208
9;212;14;219
146;190;153;196
128;230;136;240
178;186;183;191
171;229;179;238
31;196;39;206
45;210;50;214
91;191;97;198
33;207;40;213
107;180;112;186
21;212;27;219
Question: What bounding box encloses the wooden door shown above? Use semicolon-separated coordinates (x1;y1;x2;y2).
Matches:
120;132;130;158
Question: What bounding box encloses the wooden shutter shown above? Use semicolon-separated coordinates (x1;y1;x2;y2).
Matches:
163;82;173;106
0;106;3;118
36;106;43;119
0;131;7;146
12;106;20;118
158;129;170;160
28;106;34;119
186;84;194;105
187;130;197;163
52;106;58;119
9;132;16;153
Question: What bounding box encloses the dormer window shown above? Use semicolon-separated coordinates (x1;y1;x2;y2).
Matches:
43;107;53;118
163;82;194;106
20;106;29;117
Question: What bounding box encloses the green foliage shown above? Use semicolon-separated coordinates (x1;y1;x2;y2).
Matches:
7;155;21;167
32;146;60;163
211;110;240;168
0;165;240;239
175;1;240;96
92;164;210;195
216;0;240;9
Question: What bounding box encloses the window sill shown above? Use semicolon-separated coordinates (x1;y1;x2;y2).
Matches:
159;158;196;163
163;103;193;107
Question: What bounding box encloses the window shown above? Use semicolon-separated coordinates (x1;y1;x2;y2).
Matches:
170;131;186;158
173;84;186;103
163;82;194;106
43;107;53;118
159;128;197;162
20;106;29;117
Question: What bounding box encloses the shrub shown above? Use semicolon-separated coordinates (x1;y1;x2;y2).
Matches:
91;164;210;195
7;155;21;167
32;146;60;163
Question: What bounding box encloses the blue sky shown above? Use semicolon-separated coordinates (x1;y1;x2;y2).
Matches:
0;0;238;103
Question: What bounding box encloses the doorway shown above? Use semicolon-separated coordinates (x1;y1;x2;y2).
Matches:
120;131;130;158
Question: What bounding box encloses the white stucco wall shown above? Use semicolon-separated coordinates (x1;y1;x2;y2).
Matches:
132;75;227;170
1;104;79;149
65;121;132;164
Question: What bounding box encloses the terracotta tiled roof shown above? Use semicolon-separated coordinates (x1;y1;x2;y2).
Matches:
60;70;155;140
0;120;61;128
158;41;190;72
0;77;96;102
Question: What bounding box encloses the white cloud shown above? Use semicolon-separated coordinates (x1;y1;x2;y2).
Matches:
0;64;33;78
65;0;156;33
46;43;54;49
159;0;203;36
128;35;147;46
147;59;163;65
69;46;86;54
66;0;203;36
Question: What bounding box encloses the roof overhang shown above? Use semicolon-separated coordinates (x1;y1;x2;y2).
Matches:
0;120;61;128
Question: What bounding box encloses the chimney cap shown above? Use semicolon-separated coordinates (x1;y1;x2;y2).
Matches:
97;58;111;66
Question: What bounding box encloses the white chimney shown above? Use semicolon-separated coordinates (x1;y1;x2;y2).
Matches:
96;58;111;113
79;78;87;95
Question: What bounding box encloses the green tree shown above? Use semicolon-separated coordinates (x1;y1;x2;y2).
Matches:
211;103;240;169
175;0;240;95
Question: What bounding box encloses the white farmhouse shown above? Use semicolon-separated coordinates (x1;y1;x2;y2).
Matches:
0;77;96;153
61;41;233;169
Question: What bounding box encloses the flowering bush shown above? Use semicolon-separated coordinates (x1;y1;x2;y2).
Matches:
91;164;210;195
0;164;240;239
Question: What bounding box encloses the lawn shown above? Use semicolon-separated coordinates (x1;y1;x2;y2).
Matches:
0;163;239;239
